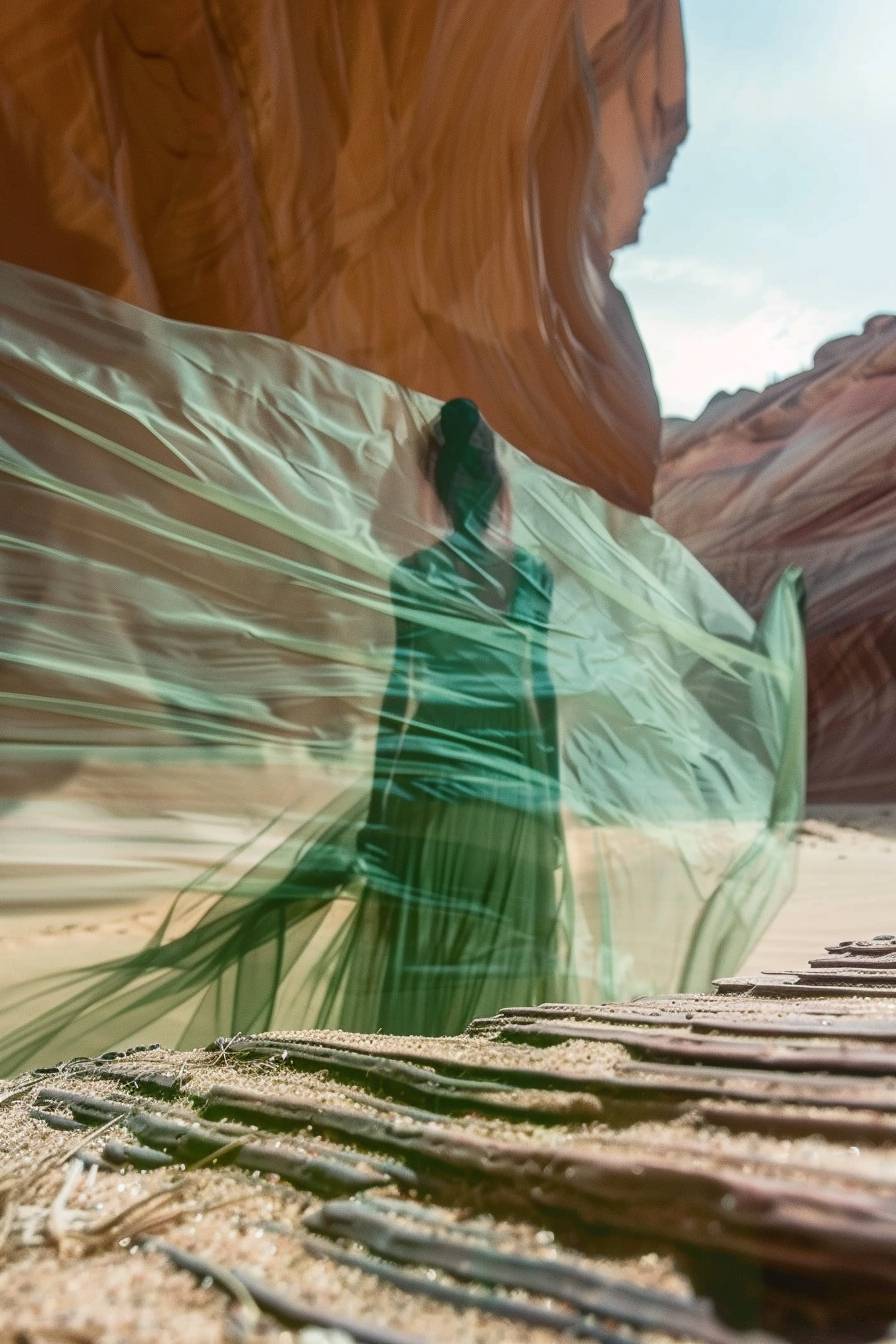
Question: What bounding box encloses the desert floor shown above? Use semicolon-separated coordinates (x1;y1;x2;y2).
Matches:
1;802;894;1035
740;803;896;973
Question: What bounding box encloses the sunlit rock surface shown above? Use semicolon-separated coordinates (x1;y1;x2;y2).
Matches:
0;0;685;511
657;315;896;801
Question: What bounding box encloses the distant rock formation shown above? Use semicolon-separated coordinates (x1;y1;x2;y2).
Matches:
0;0;686;511
657;315;896;800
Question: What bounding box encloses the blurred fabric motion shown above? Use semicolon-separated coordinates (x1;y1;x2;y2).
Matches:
0;263;803;1061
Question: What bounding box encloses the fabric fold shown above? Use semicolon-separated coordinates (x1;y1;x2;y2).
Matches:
0;263;805;1072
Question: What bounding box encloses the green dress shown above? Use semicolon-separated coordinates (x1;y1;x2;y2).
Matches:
316;539;572;1033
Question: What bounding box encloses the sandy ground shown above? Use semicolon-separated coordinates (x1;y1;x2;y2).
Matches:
740;803;896;973
1;801;893;1030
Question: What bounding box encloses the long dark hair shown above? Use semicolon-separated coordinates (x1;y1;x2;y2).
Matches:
425;398;505;534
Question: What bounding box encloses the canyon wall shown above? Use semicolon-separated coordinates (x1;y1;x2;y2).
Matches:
0;0;686;512
657;316;896;800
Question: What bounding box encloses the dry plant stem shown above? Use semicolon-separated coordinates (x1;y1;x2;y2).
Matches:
139;1233;260;1332
80;1176;252;1248
186;1135;250;1170
0;1078;42;1107
142;1236;425;1344
303;1196;768;1344
0;1112;128;1261
302;1231;633;1344
0;1187;14;1254
46;1156;85;1253
83;1176;197;1238
0;1104;254;1271
35;1112;129;1178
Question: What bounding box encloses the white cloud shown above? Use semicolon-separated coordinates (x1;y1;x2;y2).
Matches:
615;253;849;418
614;255;765;301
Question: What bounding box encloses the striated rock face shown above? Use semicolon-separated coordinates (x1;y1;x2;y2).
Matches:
580;0;687;250
3;934;896;1342
0;0;686;511
657;315;896;801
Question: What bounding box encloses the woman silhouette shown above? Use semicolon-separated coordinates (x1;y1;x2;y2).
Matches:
0;399;572;1074
322;397;571;1033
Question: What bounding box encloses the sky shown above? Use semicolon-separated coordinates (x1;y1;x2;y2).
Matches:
612;0;896;420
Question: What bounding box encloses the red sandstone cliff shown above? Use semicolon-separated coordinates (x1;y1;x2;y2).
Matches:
0;0;686;512
657;315;896;800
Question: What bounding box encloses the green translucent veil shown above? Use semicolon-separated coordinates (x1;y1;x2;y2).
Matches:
0;263;805;1074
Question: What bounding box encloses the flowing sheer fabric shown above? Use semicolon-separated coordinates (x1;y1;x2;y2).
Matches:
0;264;805;1074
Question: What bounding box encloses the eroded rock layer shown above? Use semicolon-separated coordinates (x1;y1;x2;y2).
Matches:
3;935;896;1342
0;0;686;511
657;315;896;800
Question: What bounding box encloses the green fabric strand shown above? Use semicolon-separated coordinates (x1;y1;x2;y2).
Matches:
0;263;805;1073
